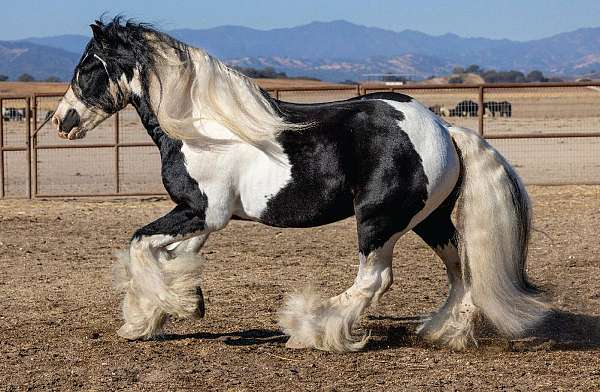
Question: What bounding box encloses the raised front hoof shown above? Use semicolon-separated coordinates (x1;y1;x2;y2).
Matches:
285;336;311;349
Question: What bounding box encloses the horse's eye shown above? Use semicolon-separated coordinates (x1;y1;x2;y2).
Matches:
76;61;109;99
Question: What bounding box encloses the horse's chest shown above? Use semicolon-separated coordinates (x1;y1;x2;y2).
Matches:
179;143;294;226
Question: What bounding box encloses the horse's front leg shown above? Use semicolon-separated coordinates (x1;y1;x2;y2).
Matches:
165;234;210;318
114;205;210;340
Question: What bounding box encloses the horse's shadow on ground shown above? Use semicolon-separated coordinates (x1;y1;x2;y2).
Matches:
526;310;600;351
366;310;600;351
160;328;287;346
159;310;600;351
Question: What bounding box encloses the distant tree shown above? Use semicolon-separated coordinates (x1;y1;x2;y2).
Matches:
45;76;61;82
465;64;481;74
481;69;525;83
452;66;465;74
448;75;464;84
340;79;358;85
526;70;547;83
17;73;35;82
0;74;8;82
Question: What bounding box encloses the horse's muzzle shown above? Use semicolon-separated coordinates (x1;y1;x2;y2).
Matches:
53;108;83;139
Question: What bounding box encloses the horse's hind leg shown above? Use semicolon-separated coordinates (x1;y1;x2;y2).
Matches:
279;226;398;353
412;203;478;350
114;205;206;340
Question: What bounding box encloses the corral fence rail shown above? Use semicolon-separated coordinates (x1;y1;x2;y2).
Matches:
1;81;600;199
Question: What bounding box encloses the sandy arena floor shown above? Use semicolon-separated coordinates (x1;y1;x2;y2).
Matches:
1;186;599;391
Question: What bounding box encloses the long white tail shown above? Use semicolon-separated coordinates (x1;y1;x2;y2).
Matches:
449;127;547;337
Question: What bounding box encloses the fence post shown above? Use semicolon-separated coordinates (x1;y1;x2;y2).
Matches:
478;85;485;136
26;98;32;198
31;95;38;198
114;112;120;194
0;98;4;198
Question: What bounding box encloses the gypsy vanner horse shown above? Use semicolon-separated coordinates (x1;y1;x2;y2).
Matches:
52;18;546;353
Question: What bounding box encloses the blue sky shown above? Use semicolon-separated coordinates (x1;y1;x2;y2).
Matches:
2;0;600;41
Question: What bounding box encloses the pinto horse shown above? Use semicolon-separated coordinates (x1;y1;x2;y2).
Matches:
52;18;546;353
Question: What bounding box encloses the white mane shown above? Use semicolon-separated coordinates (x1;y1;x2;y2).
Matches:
147;38;308;147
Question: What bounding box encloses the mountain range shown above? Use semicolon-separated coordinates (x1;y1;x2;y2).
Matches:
2;20;600;82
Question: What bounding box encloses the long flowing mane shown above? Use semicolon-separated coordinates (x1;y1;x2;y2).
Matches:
101;18;308;147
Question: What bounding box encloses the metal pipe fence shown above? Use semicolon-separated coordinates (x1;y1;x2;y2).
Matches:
1;81;600;199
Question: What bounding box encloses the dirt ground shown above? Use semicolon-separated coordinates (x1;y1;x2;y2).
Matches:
1;186;599;391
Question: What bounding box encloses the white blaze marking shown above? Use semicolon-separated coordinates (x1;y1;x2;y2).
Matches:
93;54;111;78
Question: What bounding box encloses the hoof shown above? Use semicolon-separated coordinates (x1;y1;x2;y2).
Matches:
117;323;147;340
195;286;205;319
285;336;310;349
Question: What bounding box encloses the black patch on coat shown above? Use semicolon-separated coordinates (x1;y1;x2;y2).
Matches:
261;93;429;255
133;204;204;239
412;177;460;250
130;94;208;219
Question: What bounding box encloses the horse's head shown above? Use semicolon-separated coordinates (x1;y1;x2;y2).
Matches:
53;20;139;139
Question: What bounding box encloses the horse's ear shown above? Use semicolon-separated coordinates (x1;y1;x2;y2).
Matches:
90;24;104;43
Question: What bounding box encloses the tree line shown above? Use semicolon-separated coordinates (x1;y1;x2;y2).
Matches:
231;66;320;81
448;65;563;84
0;74;62;82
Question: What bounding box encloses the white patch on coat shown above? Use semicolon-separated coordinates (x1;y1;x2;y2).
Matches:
181;126;292;227
129;67;143;96
379;99;460;227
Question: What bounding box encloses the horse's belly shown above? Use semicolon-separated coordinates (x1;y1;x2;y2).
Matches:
257;187;355;228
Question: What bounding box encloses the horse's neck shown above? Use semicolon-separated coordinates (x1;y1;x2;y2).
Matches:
131;95;168;145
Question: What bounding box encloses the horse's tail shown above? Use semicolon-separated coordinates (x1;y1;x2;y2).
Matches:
448;126;547;337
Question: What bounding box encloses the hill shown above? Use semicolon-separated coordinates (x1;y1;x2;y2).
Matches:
4;20;600;81
0;41;79;81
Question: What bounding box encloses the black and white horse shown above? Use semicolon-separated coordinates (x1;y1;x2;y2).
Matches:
52;18;546;353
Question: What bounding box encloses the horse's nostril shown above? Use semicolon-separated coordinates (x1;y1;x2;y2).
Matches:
52;115;60;128
59;109;80;133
